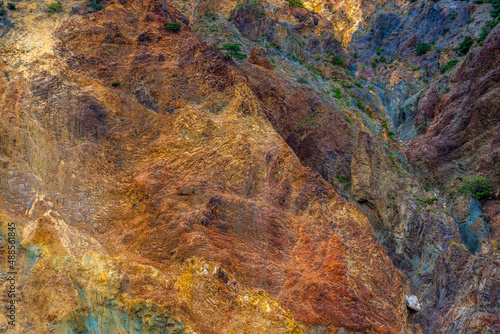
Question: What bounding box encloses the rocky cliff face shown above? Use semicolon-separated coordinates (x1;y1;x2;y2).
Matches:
0;0;498;333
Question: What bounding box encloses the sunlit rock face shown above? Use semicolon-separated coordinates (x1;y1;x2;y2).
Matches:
302;0;393;46
0;0;499;332
0;0;414;333
167;0;391;47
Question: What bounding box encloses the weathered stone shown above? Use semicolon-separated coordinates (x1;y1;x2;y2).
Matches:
406;295;422;312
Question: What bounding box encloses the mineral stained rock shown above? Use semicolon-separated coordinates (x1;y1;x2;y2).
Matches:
0;0;498;333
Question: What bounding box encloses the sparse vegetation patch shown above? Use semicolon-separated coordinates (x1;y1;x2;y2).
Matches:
458;176;492;202
47;1;63;13
286;0;305;8
219;43;247;59
440;59;459;73
165;23;182;32
457;36;474;55
415;42;431;56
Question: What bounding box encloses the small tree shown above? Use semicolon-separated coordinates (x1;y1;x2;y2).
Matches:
457;36;474;55
459;176;492;202
440;59;459;74
415;42;431;56
47;1;63;13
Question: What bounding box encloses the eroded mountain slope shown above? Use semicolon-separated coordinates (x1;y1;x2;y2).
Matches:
0;0;414;333
0;0;498;332
157;0;500;333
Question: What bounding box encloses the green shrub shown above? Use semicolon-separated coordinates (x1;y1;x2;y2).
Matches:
204;10;216;19
89;0;103;12
416;197;438;206
0;8;5;15
332;87;342;99
6;2;14;9
335;175;348;184
457;36;474;55
306;65;321;76
47;1;62;13
219;43;247;59
388;131;395;140
270;42;281;51
491;0;500;19
298;77;308;84
440;59;459;73
331;56;344;66
111;81;120;87
286;0;305;8
293;36;302;47
478;27;491;45
165;23;181;32
355;81;362;88
476;0;500;19
478;20;499;45
450;12;457;19
379;56;387;62
415;42;431;56
459;176;492;202
376;47;385;55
